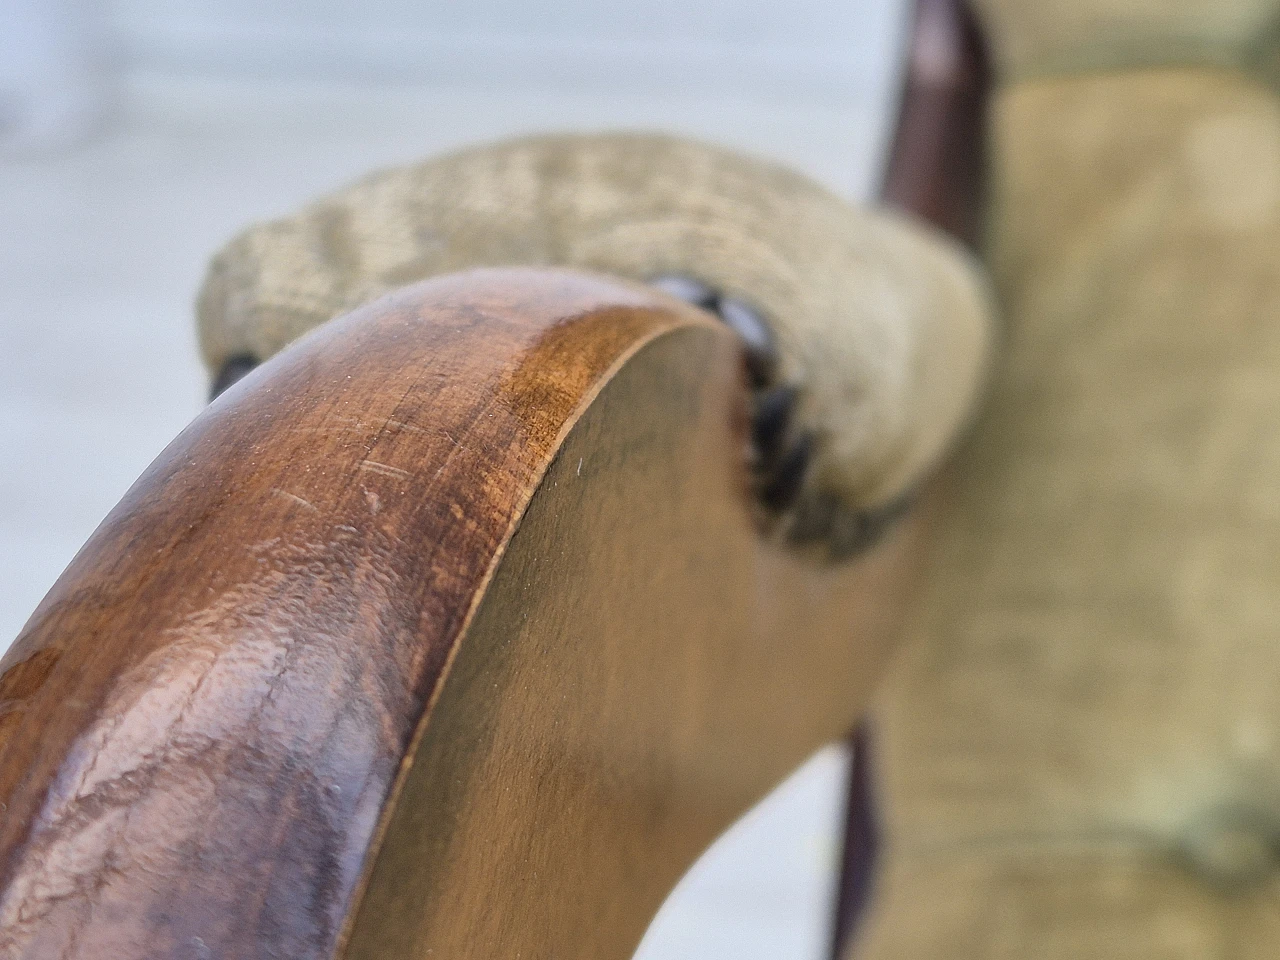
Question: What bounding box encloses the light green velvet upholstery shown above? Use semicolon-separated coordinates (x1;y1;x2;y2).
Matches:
197;133;994;554
858;7;1280;956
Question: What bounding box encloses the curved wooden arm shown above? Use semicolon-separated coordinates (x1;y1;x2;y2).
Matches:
0;269;927;959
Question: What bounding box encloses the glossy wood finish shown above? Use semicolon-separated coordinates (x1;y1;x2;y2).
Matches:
0;269;929;958
881;0;990;247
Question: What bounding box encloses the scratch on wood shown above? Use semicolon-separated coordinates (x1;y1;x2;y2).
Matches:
359;461;413;480
271;489;319;512
294;415;367;435
386;418;430;437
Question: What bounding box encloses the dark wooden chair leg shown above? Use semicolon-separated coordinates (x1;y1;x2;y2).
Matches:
831;1;990;956
830;724;880;959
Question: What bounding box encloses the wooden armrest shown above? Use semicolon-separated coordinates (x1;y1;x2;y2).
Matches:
0;268;928;960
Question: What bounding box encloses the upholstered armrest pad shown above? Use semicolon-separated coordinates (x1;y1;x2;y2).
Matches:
197;133;994;530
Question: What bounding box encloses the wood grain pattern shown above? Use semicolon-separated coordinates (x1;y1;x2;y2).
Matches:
0;268;929;958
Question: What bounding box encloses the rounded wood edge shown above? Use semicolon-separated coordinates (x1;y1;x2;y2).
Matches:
339;290;933;960
0;268;718;960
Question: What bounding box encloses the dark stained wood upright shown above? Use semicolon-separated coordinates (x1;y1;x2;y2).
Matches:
881;0;991;248
832;1;991;956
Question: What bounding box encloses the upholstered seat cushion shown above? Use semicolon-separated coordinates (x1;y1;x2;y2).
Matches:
858;62;1280;960
974;0;1280;81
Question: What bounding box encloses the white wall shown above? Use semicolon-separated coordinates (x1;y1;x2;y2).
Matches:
4;0;908;157
112;0;906;102
0;0;113;151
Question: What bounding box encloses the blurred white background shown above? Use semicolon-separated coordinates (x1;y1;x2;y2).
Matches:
0;1;908;955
